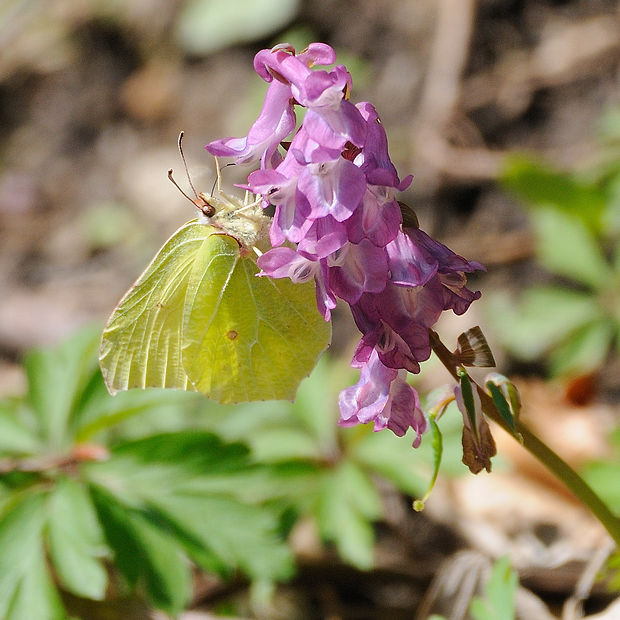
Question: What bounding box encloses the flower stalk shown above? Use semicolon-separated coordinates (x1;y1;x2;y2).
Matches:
429;330;620;546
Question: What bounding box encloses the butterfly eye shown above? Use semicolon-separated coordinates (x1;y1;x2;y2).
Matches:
196;196;216;218
201;204;216;217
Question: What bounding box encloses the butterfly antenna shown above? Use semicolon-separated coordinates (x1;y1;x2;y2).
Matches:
167;169;197;205
177;131;200;200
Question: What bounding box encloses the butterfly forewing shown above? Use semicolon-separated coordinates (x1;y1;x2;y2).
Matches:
99;221;211;393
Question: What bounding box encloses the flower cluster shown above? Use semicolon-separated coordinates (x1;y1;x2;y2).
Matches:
206;43;482;447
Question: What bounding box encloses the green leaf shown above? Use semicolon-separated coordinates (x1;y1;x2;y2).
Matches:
0;402;41;456
88;431;250;487
549;319;615;376
25;326;101;449
470;556;518;620
0;491;50;618
194;359;343;462
352;405;465;495
47;477;107;600
315;461;382;569
583;460;620;513
90;485;192;615
487;383;518;434
502;155;606;232
147;494;294;582
289;356;340;450
413;418;443;511
531;208;612;289
353;430;427;495
180;460;322;508
175;0;301;55
6;544;66;620
74;383;203;442
85;432;295;582
100;220;330;403
487;287;602;360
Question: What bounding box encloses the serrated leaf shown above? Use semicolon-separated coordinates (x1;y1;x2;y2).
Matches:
86;432;295;584
180;460;322;508
0;491;49;618
175;0;300;55
532;208;612;289
549;319;615;376
90;485;191;615
25;326;101;449
315;461;382;569
47;477;107;600
85;432;251;504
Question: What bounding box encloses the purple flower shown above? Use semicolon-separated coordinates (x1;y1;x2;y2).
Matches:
403;227;483;314
296;155;366;222
345;186;402;247
206;80;294;168
338;349;427;446
385;230;438;287
355;102;413;190
257;247;336;320
205;41;484;447
327;239;388;304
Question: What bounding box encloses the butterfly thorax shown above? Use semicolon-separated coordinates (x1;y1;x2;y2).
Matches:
198;190;272;255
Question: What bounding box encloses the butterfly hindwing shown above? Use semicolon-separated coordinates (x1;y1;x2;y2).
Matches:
182;232;331;403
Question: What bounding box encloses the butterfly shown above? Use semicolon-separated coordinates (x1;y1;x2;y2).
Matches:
99;133;331;404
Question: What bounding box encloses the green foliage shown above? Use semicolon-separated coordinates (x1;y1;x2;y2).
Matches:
0;329;293;618
494;107;620;377
428;556;518;620
583;428;620;514
175;0;301;55
470;556;518;620
0;328;465;618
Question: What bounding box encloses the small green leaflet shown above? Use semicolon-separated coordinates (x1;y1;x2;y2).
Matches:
100;182;331;403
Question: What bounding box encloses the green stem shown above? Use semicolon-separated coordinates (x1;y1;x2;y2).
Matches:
429;330;620;547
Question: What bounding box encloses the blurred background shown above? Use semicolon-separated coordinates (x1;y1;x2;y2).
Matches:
1;0;620;618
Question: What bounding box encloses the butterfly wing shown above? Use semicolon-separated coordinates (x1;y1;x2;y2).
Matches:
182;233;331;403
99;221;212;394
100;222;331;403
